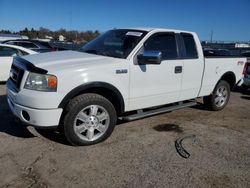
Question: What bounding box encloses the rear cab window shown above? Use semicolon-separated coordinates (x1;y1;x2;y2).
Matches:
180;33;198;59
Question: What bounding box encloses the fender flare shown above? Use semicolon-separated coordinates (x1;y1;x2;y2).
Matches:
218;71;236;90
58;82;125;114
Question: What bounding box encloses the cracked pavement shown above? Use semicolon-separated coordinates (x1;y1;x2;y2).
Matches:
0;84;250;187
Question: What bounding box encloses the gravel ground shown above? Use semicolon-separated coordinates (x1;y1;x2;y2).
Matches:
0;84;249;188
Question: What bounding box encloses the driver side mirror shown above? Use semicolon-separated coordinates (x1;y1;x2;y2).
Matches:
137;51;162;65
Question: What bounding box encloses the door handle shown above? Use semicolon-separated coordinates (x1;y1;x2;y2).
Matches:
175;66;182;73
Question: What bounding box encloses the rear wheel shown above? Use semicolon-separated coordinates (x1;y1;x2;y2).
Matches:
203;80;230;111
63;93;117;146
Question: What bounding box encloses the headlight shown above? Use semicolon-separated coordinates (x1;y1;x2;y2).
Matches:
24;73;57;92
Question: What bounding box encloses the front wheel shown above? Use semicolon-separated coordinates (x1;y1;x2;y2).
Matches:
63;93;117;146
203;80;231;111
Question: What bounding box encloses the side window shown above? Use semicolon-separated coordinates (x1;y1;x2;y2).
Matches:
0;46;18;57
17;42;38;49
144;33;178;60
13;42;21;46
181;33;198;59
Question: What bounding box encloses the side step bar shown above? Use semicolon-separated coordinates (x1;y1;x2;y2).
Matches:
120;100;197;121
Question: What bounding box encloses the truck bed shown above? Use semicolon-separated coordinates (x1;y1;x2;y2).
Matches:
198;57;246;97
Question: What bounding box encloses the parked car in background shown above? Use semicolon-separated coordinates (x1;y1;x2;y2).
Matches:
1;39;62;53
240;51;250;89
241;51;250;58
0;44;37;81
203;48;232;56
242;62;250;89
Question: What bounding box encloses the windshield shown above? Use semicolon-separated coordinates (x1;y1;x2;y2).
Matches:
80;29;147;59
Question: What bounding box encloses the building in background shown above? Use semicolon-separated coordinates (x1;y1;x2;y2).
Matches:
59;35;65;42
235;43;250;48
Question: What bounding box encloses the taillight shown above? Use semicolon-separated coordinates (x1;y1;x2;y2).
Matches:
243;63;247;75
51;48;56;52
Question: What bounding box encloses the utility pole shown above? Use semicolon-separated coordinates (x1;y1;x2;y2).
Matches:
69;10;73;49
69;11;72;32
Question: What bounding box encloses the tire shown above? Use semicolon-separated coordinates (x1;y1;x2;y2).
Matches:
63;93;117;146
203;80;230;111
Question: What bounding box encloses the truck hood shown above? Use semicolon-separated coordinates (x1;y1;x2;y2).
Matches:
21;50;116;72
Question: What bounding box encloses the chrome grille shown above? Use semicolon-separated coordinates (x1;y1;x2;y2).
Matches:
9;64;24;90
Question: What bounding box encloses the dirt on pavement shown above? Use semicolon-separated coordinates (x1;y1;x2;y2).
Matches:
0;84;249;188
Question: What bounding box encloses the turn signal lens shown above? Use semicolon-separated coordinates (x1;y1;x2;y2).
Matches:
48;75;57;88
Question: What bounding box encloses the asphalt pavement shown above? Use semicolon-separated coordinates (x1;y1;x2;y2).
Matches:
0;84;249;188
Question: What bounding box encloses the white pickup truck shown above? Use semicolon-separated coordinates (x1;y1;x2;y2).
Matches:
6;28;247;146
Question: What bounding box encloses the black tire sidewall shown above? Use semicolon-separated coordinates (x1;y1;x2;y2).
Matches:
64;94;117;146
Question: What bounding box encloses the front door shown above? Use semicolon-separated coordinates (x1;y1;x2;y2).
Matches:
129;32;183;111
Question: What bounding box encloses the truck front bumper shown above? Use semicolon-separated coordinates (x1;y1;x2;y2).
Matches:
7;96;63;128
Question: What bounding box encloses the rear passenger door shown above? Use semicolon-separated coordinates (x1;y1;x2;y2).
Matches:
178;33;204;101
129;32;183;110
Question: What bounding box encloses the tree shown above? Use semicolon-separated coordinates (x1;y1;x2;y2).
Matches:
0;27;100;42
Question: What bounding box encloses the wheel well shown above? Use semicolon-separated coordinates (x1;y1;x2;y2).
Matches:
220;72;236;90
80;87;124;115
59;82;125;116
